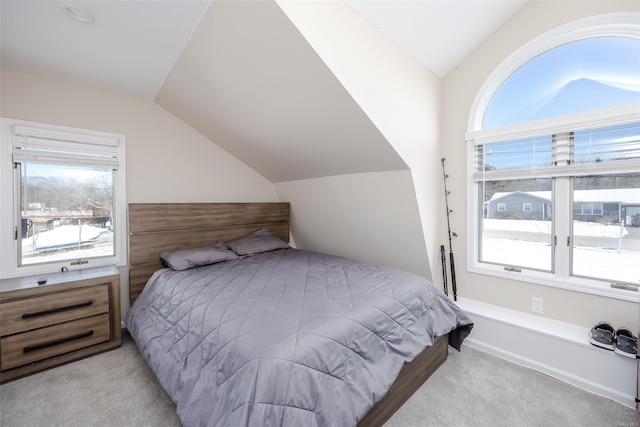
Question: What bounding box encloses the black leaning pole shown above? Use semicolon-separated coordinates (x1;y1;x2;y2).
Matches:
441;158;458;301
440;244;448;296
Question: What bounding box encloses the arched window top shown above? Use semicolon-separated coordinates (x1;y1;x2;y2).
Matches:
483;37;640;129
468;12;640;133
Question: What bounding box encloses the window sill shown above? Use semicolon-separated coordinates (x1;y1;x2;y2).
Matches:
1;256;126;281
468;262;639;303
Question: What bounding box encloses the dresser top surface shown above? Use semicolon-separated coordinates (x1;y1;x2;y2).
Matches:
0;265;119;294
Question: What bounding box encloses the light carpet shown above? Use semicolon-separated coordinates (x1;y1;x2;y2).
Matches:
1;332;636;427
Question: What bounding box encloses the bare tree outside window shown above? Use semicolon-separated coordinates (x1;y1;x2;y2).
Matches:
19;163;115;266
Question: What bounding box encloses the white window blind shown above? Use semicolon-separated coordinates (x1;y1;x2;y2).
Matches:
11;125;119;169
473;135;553;181
472;117;640;182
573;122;640;165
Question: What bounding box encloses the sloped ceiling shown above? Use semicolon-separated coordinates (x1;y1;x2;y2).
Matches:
0;0;210;100
155;1;407;183
1;0;527;183
345;0;526;78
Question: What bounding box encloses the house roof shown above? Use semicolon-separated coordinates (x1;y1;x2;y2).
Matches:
489;191;550;204
489;189;640;204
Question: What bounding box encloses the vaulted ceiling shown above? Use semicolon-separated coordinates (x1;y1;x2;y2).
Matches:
1;0;526;183
155;1;408;182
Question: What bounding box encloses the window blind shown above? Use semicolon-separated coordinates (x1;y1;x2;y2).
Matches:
473;120;640;182
573;122;640;165
11;125;119;169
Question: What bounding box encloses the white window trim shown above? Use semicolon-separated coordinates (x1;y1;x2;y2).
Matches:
0;118;127;278
465;13;640;303
522;203;532;212
497;203;506;212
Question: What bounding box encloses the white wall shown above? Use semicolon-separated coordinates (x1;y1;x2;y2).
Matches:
278;1;442;281
0;67;279;313
276;170;429;277
440;1;638;329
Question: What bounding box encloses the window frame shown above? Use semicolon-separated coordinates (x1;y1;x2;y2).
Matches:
466;13;640;302
0;118;127;278
575;203;604;216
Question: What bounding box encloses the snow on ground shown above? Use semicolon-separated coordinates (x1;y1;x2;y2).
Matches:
24;224;108;250
482;237;639;284
483;219;627;238
482;219;639;284
22;225;113;264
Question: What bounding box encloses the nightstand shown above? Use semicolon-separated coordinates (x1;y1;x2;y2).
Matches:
0;265;121;383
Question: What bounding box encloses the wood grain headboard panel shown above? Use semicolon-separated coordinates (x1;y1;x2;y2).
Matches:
128;202;290;303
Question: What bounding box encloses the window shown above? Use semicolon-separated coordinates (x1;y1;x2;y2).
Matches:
482;178;553;271
1;118;126;278
574;203;603;216
572;175;636;284
467;13;640;298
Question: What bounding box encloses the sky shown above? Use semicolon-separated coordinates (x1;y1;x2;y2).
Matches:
483;37;640;129
24;163;111;183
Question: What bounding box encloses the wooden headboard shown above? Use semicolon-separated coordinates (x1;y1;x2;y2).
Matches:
128;202;290;303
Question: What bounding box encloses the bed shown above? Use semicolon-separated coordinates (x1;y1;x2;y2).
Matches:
126;202;472;427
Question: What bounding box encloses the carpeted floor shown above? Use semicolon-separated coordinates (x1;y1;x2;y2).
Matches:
0;331;637;427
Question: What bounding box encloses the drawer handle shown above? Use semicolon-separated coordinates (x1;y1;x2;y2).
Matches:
21;300;93;319
23;330;94;353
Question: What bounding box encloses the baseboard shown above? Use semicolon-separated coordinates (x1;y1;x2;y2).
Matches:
456;298;637;409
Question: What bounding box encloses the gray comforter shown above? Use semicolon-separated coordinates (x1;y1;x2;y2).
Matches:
126;248;472;427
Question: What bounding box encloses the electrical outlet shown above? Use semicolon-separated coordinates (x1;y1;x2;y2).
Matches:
531;297;544;314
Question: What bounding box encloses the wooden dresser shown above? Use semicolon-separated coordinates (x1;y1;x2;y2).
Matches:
0;266;121;383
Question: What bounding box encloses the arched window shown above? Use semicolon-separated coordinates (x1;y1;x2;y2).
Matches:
483;37;639;129
466;13;640;298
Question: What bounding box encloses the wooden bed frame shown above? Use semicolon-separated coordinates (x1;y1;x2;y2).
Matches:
128;202;447;426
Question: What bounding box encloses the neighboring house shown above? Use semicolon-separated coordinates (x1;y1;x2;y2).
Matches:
486;191;551;220
487;189;640;224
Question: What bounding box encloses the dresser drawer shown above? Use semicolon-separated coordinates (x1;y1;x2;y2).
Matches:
0;313;111;371
0;284;109;336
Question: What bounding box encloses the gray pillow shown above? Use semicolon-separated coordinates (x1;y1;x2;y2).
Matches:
161;242;239;271
226;228;289;255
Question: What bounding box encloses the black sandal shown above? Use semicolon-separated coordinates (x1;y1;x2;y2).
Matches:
588;321;615;350
614;327;638;358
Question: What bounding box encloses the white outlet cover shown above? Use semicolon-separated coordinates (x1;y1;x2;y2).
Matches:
532;297;544;313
